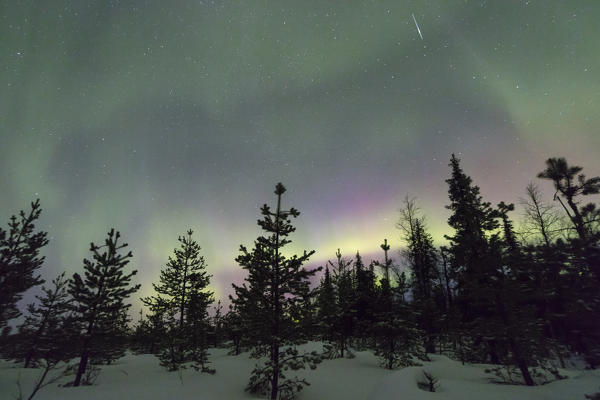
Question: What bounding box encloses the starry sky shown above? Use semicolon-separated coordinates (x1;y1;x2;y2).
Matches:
1;1;599;311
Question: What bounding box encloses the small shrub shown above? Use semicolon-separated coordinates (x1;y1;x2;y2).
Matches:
417;369;439;392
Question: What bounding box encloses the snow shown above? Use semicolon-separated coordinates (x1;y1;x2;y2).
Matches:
1;343;598;400
368;354;600;400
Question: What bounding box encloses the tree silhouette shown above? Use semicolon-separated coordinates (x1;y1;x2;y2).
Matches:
68;229;140;387
15;272;70;368
0;199;48;330
231;183;321;400
537;157;600;240
142;230;213;372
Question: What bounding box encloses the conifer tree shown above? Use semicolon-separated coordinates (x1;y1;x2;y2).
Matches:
537;157;600;241
0;199;48;329
353;251;376;348
15;272;70;368
316;266;338;344
223;305;245;356
444;154;501;364
13;308;78;400
231;183;321;400
537;158;600;365
68;229;140;387
444;156;552;385
327;249;355;358
210;300;224;347
372;239;421;369
142;229;214;372
487;203;542;386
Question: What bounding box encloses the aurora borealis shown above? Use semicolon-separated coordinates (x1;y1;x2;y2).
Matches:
1;1;599;310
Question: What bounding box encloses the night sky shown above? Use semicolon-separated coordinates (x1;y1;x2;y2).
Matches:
1;1;599;310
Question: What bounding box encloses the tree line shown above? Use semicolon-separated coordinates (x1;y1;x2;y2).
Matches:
0;155;598;400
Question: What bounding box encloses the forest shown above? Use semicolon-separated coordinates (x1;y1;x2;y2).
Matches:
0;154;599;400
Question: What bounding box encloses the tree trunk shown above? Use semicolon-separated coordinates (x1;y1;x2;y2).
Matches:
425;335;436;354
73;320;95;387
270;187;283;400
271;341;279;400
26;362;51;400
73;349;89;387
510;339;535;386
24;351;34;368
488;339;500;364
388;337;395;370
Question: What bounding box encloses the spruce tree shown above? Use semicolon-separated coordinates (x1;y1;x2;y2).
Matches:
316;266;338;345
445;156;552;385
68;229;140;387
444;154;501;364
231;183;321;400
142;229;214;372
353;251;375;348
0;199;48;329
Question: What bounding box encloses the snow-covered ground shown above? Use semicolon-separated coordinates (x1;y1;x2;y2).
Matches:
1;343;598;400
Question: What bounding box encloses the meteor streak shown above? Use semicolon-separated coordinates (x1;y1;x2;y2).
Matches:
412;13;423;40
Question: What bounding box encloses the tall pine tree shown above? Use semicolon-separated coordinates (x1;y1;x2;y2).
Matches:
538;157;600;366
68;229;140;387
231;183;321;400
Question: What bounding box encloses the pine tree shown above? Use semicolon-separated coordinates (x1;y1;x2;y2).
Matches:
537;157;600;241
142;229;214;372
0;199;48;329
537;158;600;366
15;272;70;368
184;272;214;372
231;183;321;400
13;307;78;400
68;229;140;387
327;249;355;358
